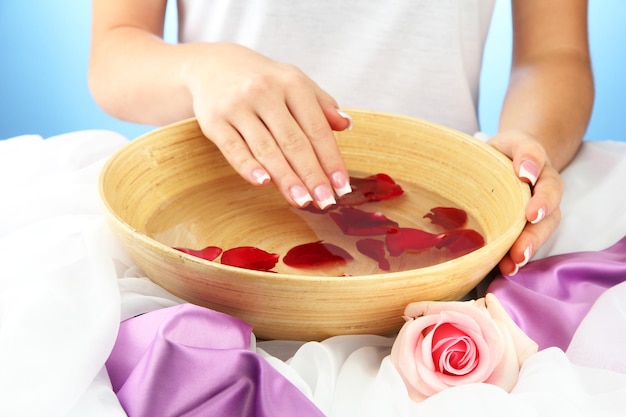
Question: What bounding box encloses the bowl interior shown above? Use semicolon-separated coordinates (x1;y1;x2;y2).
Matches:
99;110;529;340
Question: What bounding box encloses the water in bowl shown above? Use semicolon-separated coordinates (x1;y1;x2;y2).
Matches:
145;172;485;276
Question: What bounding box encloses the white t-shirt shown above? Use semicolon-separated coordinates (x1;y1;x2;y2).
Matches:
177;0;495;134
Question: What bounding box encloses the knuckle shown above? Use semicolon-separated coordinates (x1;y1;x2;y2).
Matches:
280;64;307;84
218;135;244;159
297;166;320;184
240;73;274;98
304;121;332;145
280;130;308;153
251;137;277;161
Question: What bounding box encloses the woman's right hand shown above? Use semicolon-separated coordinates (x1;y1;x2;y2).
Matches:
90;0;352;209
181;43;353;209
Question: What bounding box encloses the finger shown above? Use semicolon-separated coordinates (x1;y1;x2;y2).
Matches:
230;110;324;209
222;70;336;208
488;131;547;185
254;98;336;209
261;69;351;199
316;88;353;132
498;165;562;276
525;164;563;225
287;90;352;197
498;207;561;276
197;117;274;188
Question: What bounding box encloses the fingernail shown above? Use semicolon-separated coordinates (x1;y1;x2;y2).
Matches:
252;168;271;185
506;264;519;277
331;171;352;196
516;244;532;269
519;159;539;186
530;207;545;224
314;185;336;209
337;109;353;131
290;185;313;207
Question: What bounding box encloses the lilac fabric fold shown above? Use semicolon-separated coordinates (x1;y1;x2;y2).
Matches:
488;235;626;351
106;304;325;417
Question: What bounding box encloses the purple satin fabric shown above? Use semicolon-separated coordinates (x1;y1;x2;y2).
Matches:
106;304;324;417
488;235;626;351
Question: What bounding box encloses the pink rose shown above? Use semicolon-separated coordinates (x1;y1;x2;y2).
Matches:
390;293;538;401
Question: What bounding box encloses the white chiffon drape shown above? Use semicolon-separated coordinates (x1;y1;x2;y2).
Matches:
1;131;626;416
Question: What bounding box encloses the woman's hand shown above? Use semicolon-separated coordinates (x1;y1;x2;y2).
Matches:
182;43;353;210
486;0;591;275
488;130;564;276
90;0;353;210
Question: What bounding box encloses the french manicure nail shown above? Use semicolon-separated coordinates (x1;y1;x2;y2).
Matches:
506;264;519;277
290;185;313;208
252;169;271;185
516;244;532;269
337;109;353;131
331;171;352;197
519;159;539;186
314;185;336;210
531;207;545;224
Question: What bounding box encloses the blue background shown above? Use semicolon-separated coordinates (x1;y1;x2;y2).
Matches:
1;1;624;141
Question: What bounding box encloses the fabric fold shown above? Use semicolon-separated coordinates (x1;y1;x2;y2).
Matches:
106;304;325;417
488;235;626;350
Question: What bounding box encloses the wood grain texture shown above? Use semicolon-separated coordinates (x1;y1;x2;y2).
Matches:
99;109;530;340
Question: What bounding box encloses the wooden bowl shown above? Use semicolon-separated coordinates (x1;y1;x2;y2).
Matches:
99;110;530;340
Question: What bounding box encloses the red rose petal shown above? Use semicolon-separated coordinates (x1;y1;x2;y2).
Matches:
437;229;485;256
424;207;468;230
338;173;404;206
385;227;442;256
220;246;279;271
356;238;390;271
174;245;223;261
300;204;336;214
283;240;354;268
329;207;399;236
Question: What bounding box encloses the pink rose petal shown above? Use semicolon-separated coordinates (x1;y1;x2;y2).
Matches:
430;323;479;376
390;298;538;402
485;293;539;365
483;294;539;391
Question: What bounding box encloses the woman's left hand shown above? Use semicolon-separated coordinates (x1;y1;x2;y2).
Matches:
488;130;564;276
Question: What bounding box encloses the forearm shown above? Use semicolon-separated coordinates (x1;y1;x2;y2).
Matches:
499;0;594;172
499;52;594;171
89;26;198;125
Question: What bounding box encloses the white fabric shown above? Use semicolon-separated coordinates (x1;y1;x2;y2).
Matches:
2;131;626;416
567;281;626;374
176;0;495;135
0;132;128;417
